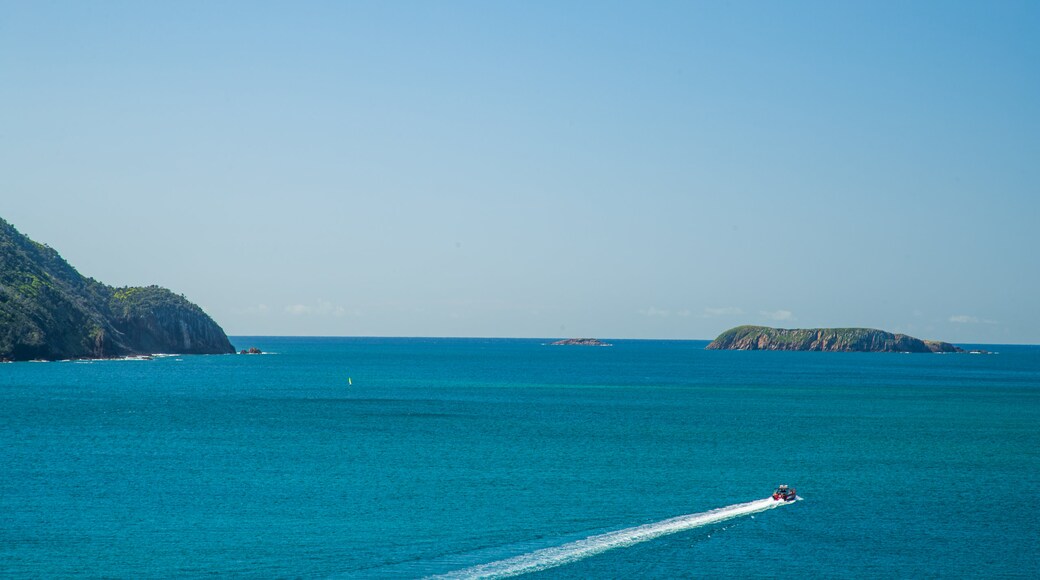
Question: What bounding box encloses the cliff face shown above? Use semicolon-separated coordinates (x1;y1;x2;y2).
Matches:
108;286;236;356
706;325;964;353
0;218;235;361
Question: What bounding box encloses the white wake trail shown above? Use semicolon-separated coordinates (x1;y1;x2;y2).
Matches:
430;497;793;579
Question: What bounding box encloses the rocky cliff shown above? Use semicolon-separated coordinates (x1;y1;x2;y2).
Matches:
706;325;964;353
0;217;235;361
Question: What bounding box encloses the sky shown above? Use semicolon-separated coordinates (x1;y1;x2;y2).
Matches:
1;1;1038;342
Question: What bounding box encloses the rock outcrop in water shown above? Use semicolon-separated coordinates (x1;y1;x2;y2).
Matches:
706;325;964;353
551;338;613;346
0;217;235;361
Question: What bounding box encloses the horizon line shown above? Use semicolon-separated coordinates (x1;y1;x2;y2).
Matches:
223;334;1033;346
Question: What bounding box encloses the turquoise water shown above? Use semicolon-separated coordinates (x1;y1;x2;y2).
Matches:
2;338;1038;578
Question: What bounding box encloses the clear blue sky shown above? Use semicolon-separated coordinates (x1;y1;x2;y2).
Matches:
2;1;1038;342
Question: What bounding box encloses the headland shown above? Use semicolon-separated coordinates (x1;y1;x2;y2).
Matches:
0;217;235;361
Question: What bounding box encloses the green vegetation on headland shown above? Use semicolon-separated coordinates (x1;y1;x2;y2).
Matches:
0;217;235;361
706;325;965;353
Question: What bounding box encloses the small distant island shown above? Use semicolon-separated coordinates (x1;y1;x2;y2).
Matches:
706;325;967;353
551;338;613;347
0;217;235;362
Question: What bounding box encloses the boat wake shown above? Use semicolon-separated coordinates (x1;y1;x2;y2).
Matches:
429;497;795;579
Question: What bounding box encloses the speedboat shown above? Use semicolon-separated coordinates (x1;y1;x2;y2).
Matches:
772;484;797;501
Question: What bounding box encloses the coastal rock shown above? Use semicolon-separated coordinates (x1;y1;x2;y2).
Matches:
706;325;965;353
240;347;263;354
551;338;613;346
0;217;235;361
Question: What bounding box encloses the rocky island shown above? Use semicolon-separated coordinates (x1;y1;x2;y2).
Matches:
0;217;235;361
706;325;964;353
551;338;613;347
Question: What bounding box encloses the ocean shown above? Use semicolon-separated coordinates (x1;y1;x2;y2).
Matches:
2;337;1038;578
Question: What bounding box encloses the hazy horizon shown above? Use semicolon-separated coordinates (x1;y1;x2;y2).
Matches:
3;2;1038;343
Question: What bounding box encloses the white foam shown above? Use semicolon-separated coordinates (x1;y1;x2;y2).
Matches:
430;497;792;579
